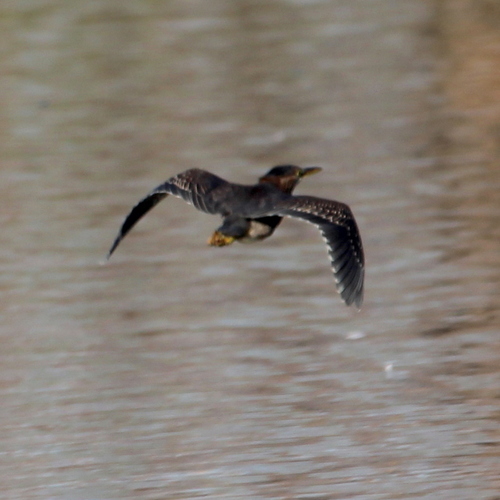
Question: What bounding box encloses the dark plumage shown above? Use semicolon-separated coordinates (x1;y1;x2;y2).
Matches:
107;165;364;307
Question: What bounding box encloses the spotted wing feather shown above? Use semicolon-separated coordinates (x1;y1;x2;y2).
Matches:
107;169;229;258
275;195;364;307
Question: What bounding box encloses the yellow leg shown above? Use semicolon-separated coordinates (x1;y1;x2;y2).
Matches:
208;231;236;247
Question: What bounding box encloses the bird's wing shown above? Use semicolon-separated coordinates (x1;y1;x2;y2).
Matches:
274;195;364;308
107;169;229;258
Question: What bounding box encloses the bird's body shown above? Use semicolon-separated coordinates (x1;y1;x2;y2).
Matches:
107;165;365;307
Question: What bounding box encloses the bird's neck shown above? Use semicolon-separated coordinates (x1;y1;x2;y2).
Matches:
258;176;297;194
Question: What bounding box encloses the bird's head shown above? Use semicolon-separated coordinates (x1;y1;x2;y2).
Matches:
258;165;322;193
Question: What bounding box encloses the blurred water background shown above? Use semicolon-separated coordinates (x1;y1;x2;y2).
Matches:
1;1;499;498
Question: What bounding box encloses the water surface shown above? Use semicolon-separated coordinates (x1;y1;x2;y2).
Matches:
1;1;499;499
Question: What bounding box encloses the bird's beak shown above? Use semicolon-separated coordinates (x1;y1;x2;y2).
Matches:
300;166;322;177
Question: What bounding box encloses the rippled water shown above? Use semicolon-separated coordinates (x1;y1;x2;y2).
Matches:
2;1;499;499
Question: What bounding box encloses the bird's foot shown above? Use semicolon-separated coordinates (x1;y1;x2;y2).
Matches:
208;231;235;247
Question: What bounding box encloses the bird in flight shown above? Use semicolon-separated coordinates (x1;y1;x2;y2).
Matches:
107;165;364;307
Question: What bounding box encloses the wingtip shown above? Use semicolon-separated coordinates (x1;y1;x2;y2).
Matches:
106;235;122;261
346;285;364;310
343;295;362;309
353;289;364;310
338;278;363;309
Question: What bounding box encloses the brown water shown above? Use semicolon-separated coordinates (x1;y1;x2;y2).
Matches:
1;1;499;499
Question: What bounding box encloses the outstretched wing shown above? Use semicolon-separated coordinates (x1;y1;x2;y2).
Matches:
275;195;364;308
107;169;229;258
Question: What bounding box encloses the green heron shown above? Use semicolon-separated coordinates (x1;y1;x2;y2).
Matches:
107;165;364;307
